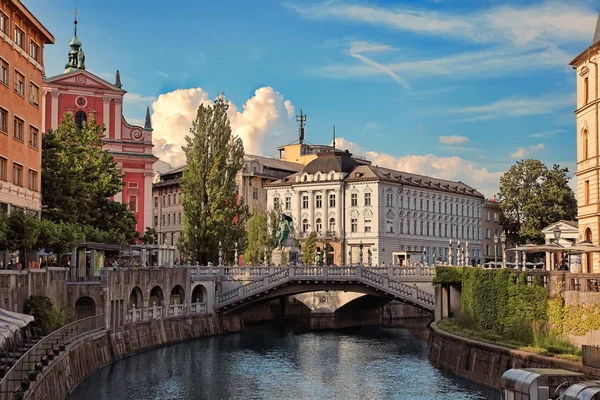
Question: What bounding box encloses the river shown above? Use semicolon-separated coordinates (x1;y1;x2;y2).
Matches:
69;325;501;400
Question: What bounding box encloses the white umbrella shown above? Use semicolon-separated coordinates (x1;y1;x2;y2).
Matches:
567;240;600;254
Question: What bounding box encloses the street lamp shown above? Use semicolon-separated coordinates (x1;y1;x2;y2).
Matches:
553;225;561;242
494;233;499;266
500;232;506;268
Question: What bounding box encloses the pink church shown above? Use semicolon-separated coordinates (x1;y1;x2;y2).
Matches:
42;19;157;237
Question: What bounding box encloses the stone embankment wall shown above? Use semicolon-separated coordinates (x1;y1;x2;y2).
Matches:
428;322;600;389
25;314;243;400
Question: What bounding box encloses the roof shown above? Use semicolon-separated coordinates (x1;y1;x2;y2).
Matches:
594;11;600;45
244;154;303;172
542;220;578;232
570;11;600;66
302;150;359;174
43;69;126;93
12;0;55;44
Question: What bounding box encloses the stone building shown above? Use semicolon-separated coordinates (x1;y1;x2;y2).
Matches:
481;199;502;264
266;150;484;266
152;154;302;258
42;18;157;236
570;12;600;272
0;0;54;215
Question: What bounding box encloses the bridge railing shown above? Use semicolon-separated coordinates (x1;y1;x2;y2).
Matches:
216;266;435;310
0;314;105;400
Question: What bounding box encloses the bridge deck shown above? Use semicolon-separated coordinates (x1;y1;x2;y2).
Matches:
215;266;435;312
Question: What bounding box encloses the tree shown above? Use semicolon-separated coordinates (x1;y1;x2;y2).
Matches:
37;220;84;266
6;210;40;268
24;296;66;335
140;227;159;245
0;212;7;251
498;160;577;244
42;113;137;244
301;231;318;265
267;201;283;249
245;207;269;265
179;97;249;264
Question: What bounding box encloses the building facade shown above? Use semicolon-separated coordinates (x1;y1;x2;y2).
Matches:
267;150;484;266
0;0;54;214
152;155;302;259
481;200;502;263
42;19;157;236
570;13;600;272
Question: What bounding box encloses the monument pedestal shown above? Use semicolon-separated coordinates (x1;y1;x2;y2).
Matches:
272;247;299;266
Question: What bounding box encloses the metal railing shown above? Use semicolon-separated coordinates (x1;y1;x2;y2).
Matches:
216;266;435;311
0;314;105;400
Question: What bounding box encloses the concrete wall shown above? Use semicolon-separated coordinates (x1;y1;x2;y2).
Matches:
0;268;70;312
25;313;243;400
428;322;600;389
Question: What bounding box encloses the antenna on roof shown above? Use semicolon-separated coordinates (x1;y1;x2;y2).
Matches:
296;108;306;145
332;125;336;149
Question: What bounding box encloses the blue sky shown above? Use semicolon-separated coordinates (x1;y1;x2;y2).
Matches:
28;0;599;197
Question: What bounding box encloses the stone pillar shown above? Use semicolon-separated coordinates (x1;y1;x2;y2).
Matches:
295;190;302;231
515;250;520;270
449;284;461;318
50;91;60;130
448;240;453;265
307;190;314;233
103;97;111;138
323;190;329;234
336;187;343;238
114;98;123;140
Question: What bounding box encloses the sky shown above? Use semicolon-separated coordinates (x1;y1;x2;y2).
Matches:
27;0;600;198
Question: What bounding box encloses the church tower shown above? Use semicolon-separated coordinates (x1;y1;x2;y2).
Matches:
570;12;600;272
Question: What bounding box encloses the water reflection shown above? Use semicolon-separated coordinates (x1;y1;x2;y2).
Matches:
70;326;500;400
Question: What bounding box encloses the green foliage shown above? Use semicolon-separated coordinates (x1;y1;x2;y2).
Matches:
560;303;600;336
433;267;465;284
5;210;41;267
37;219;84;259
245;207;269;265
179;97;249;264
301;231;318;265
23;296;66;335
140;227;158;245
42;113;138;244
498;160;577;244
267;201;283;249
0;212;7;250
531;322;581;356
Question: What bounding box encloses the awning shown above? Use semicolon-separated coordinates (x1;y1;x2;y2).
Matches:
0;309;34;328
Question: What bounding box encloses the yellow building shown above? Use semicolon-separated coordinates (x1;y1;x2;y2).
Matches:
570;14;600;272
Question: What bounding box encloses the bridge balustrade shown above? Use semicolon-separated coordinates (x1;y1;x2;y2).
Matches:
126;308;143;323
147;306;162;320
168;304;184;317
189;302;207;314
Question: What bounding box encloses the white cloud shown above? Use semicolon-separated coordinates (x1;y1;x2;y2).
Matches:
151;87;296;167
346;41;409;88
124;93;156;104
439;135;469;145
509;143;545;158
335;138;502;198
448;94;573;122
348;40;395;54
528;129;565;138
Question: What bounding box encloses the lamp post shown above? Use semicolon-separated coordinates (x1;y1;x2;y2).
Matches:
493;233;498;266
553;225;562;271
359;241;364;266
500;232;506;268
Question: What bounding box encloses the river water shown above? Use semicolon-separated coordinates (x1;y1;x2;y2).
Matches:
69;325;501;400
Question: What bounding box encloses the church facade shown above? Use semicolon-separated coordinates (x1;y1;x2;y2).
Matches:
42;19;156;236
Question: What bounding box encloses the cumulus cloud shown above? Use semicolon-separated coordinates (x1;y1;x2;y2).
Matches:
439;135;469;145
151;87;296;166
335;138;502;198
509;143;545;159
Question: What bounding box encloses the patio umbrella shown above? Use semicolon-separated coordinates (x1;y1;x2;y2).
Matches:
567;240;600;253
506;243;547;253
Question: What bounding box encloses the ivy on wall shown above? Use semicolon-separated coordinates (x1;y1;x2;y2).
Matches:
432;267;464;284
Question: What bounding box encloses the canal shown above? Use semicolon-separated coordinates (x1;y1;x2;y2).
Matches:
69;325;500;400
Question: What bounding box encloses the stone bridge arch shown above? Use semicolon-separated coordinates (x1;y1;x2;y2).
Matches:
149;286;164;307
170;285;185;304
129;286;144;309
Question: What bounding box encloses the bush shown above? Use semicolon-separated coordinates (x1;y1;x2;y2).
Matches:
433;267;465;284
24;296;66;335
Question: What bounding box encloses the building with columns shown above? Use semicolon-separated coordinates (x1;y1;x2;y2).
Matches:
42;18;157;236
0;0;54;215
266;150;484;266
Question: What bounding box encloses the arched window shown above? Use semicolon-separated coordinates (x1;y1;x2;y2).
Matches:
315;218;322;233
584;129;589;159
75;111;87;129
302;219;309;233
329;218;335;232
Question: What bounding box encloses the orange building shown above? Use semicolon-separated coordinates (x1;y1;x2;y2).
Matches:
0;0;54;214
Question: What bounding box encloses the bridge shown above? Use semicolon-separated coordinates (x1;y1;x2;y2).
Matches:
214;266;436;313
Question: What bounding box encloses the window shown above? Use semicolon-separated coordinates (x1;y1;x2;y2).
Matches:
302;219;309;233
285;196;291;210
351;193;358;207
585;77;589;104
365;218;371;233
433;223;436;237
420;221;424;236
494;212;498;222
315;194;322;208
14;26;24;48
420;199;423;210
315;218;322;233
439;201;441;213
329;193;335;208
302;195;308;209
0;108;7;134
154;216;158;227
167;213;170;225
0;59;7;86
29;82;39;106
413;198;416;209
162;195;166;206
485;211;491;221
485;228;491;239
252;187;258;200
178;212;181;224
329;218;335;232
444;203;447;214
386;220;394;233
29;126;38;148
14;70;24;97
0;12;7;35
0;157;6;181
13;117;23;141
12;163;23;186
28;169;38;191
364;192;371;206
154;196;158;208
444;224;448;238
351;218;357;233
75;111;87;129
167;194;171;206
585;180;590;205
485;244;490;256
584;129;589;159
386;193;393;207
129;195;138;212
461;205;464;216
29;41;40;62
400;221;404;234
427;200;430;211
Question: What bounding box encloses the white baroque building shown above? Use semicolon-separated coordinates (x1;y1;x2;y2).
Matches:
266;150;484;266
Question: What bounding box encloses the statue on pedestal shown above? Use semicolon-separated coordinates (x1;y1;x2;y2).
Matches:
272;213;299;266
276;214;294;250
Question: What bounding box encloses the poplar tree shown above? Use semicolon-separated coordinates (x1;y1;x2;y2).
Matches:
180;97;248;264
